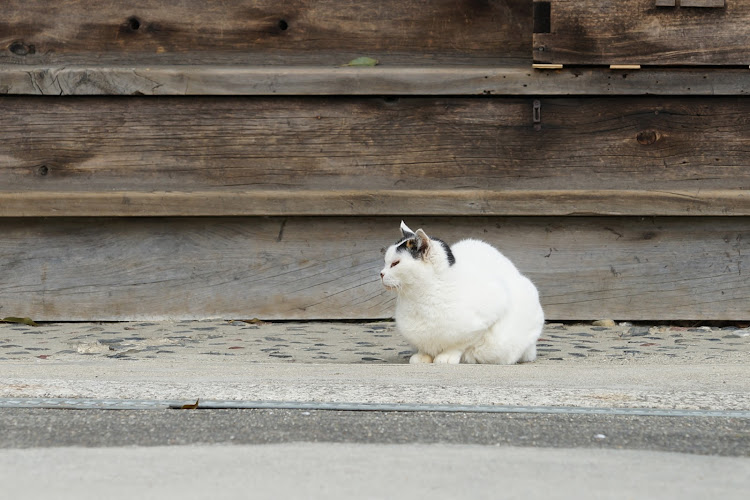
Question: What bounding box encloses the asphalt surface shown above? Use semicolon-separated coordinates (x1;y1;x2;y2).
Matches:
2;408;748;456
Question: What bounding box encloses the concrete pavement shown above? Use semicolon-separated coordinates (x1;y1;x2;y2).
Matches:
2;443;748;500
1;320;749;410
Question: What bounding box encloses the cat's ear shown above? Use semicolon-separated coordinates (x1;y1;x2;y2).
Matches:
400;220;415;238
415;228;432;256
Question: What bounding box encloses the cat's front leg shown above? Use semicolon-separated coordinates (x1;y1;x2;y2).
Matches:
409;352;434;364
433;350;463;364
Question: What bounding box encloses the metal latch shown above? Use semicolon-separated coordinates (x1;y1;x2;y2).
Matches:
533;100;542;131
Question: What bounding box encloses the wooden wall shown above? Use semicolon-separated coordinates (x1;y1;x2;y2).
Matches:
1;217;747;321
1;0;748;321
534;0;749;66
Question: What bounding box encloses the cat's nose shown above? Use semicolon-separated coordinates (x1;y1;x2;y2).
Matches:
380;272;384;279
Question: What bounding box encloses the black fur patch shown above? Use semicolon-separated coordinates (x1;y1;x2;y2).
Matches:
395;237;422;260
394;236;455;266
435;238;456;266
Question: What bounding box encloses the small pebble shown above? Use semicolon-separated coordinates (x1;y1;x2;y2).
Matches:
592;320;616;327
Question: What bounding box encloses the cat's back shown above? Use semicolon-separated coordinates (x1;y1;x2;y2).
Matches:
449;238;541;320
451;238;521;277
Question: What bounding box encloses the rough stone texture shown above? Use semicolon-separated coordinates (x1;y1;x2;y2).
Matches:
1;320;748;365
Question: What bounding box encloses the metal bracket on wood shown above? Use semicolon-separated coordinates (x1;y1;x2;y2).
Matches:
533;100;542;131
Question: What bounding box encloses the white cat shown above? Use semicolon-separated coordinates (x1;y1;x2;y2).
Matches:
380;221;544;365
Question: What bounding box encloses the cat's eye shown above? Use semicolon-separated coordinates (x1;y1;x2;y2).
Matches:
390;260;400;268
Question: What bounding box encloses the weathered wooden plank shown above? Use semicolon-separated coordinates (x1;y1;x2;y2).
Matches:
534;0;746;65
1;190;748;217
6;65;750;96
680;0;725;7
0;0;529;67
0;216;746;321
1;96;749;216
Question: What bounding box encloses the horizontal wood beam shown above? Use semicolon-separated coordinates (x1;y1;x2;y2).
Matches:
3;96;749;217
1;190;748;217
0;0;529;67
1;216;747;321
4;65;750;95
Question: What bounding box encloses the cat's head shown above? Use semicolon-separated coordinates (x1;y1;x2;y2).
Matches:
380;221;455;292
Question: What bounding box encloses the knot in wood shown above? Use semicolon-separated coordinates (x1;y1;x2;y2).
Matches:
636;130;660;145
126;16;141;31
9;41;35;56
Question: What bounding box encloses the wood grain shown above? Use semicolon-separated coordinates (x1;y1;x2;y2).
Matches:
1;190;748;217
534;0;746;65
680;1;725;7
0;0;529;66
1;96;749;216
5;65;750;96
0;216;746;321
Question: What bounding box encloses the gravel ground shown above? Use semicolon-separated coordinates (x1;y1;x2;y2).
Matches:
1;320;748;365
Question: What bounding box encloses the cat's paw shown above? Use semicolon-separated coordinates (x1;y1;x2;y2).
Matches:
433;350;462;365
409;352;434;364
